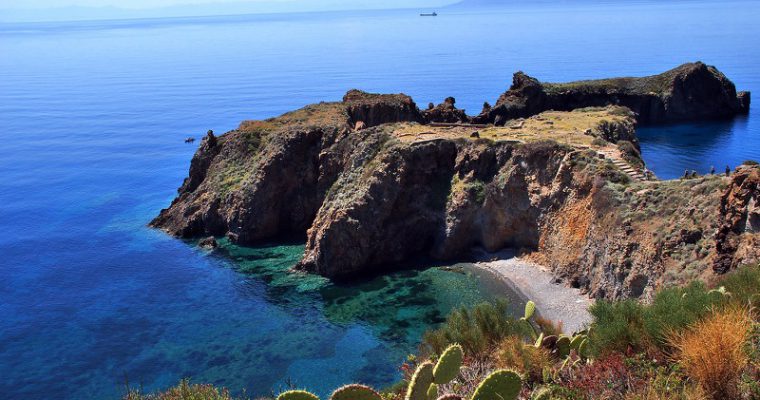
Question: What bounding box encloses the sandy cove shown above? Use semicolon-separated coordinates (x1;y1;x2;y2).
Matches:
471;248;593;334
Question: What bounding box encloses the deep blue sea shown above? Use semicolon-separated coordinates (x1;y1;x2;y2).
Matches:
1;1;759;399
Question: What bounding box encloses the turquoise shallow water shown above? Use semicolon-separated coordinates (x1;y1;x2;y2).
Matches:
1;1;759;399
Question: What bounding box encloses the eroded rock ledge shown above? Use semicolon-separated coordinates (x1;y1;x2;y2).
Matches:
151;63;757;300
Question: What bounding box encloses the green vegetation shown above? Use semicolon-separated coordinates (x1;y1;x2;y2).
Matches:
421;300;520;355
126;265;760;400
471;369;522;400
124;379;234;400
616;140;644;169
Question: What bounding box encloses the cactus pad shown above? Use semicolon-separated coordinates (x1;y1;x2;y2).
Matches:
569;334;585;351
405;361;434;400
277;390;320;400
534;332;544;348
556;335;571;358
578;338;590;359
330;384;382;400
524;300;536;320
471;369;522;400
433;344;463;384
427;383;438;400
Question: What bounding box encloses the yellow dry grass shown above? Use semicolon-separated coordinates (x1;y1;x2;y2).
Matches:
666;305;753;400
391;106;632;147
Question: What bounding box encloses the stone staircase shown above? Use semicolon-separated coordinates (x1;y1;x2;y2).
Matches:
596;148;647;182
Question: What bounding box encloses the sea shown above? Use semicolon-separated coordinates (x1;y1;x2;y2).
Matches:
1;1;759;398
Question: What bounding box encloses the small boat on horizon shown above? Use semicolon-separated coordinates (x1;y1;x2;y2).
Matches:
420;11;438;17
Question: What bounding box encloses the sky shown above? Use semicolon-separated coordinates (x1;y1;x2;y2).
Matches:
0;0;455;22
0;0;454;22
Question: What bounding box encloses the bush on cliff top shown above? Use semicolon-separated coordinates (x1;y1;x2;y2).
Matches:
588;265;760;358
667;304;754;400
589;281;723;356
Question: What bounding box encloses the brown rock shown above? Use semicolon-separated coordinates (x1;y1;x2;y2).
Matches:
488;62;750;125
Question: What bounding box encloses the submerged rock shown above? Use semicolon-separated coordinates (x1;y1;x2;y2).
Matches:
199;236;218;249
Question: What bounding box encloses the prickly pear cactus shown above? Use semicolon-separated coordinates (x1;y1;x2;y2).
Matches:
569;334;585;351
524;300;536;320
330;384;382;400
406;361;434;400
433;344;463;384
277;390;320;400
578;338;590;359
471;369;522;400
556;335;571;358
534;332;544;348
520;300;539;340
427;383;438;400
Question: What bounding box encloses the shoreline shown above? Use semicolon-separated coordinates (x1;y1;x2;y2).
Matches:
469;248;593;334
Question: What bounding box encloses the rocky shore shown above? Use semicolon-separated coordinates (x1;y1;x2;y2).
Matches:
151;62;758;301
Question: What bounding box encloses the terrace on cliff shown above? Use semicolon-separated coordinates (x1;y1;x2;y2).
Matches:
151;62;758;300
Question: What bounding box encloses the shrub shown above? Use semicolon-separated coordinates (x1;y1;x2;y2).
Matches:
566;352;636;397
741;160;759;166
123;379;234;400
720;263;760;309
494;336;553;383
642;281;719;351
591;137;608;147
588;300;646;356
422;300;519;356
617;140;644;169
667;305;753;400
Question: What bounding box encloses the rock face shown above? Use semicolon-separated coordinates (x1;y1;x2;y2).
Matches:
488;62;750;125
421;97;470;123
152;64;757;300
713;166;760;273
343;89;422;128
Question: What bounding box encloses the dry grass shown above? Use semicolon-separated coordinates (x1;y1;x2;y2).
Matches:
623;381;707;400
666;305;753;400
391;107;634;147
535;316;564;336
494;336;554;383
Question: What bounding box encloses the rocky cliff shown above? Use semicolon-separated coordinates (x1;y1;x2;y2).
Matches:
152;63;757;300
482;62;750;125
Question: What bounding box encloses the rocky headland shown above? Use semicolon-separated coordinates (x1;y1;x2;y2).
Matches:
151;62;757;301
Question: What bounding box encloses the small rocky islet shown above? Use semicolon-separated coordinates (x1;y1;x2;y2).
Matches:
151;61;758;301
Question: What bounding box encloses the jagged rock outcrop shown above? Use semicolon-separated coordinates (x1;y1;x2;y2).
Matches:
421;97;470;123
152;65;757;300
488;62;750;125
343;89;422;128
713;166;760;273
